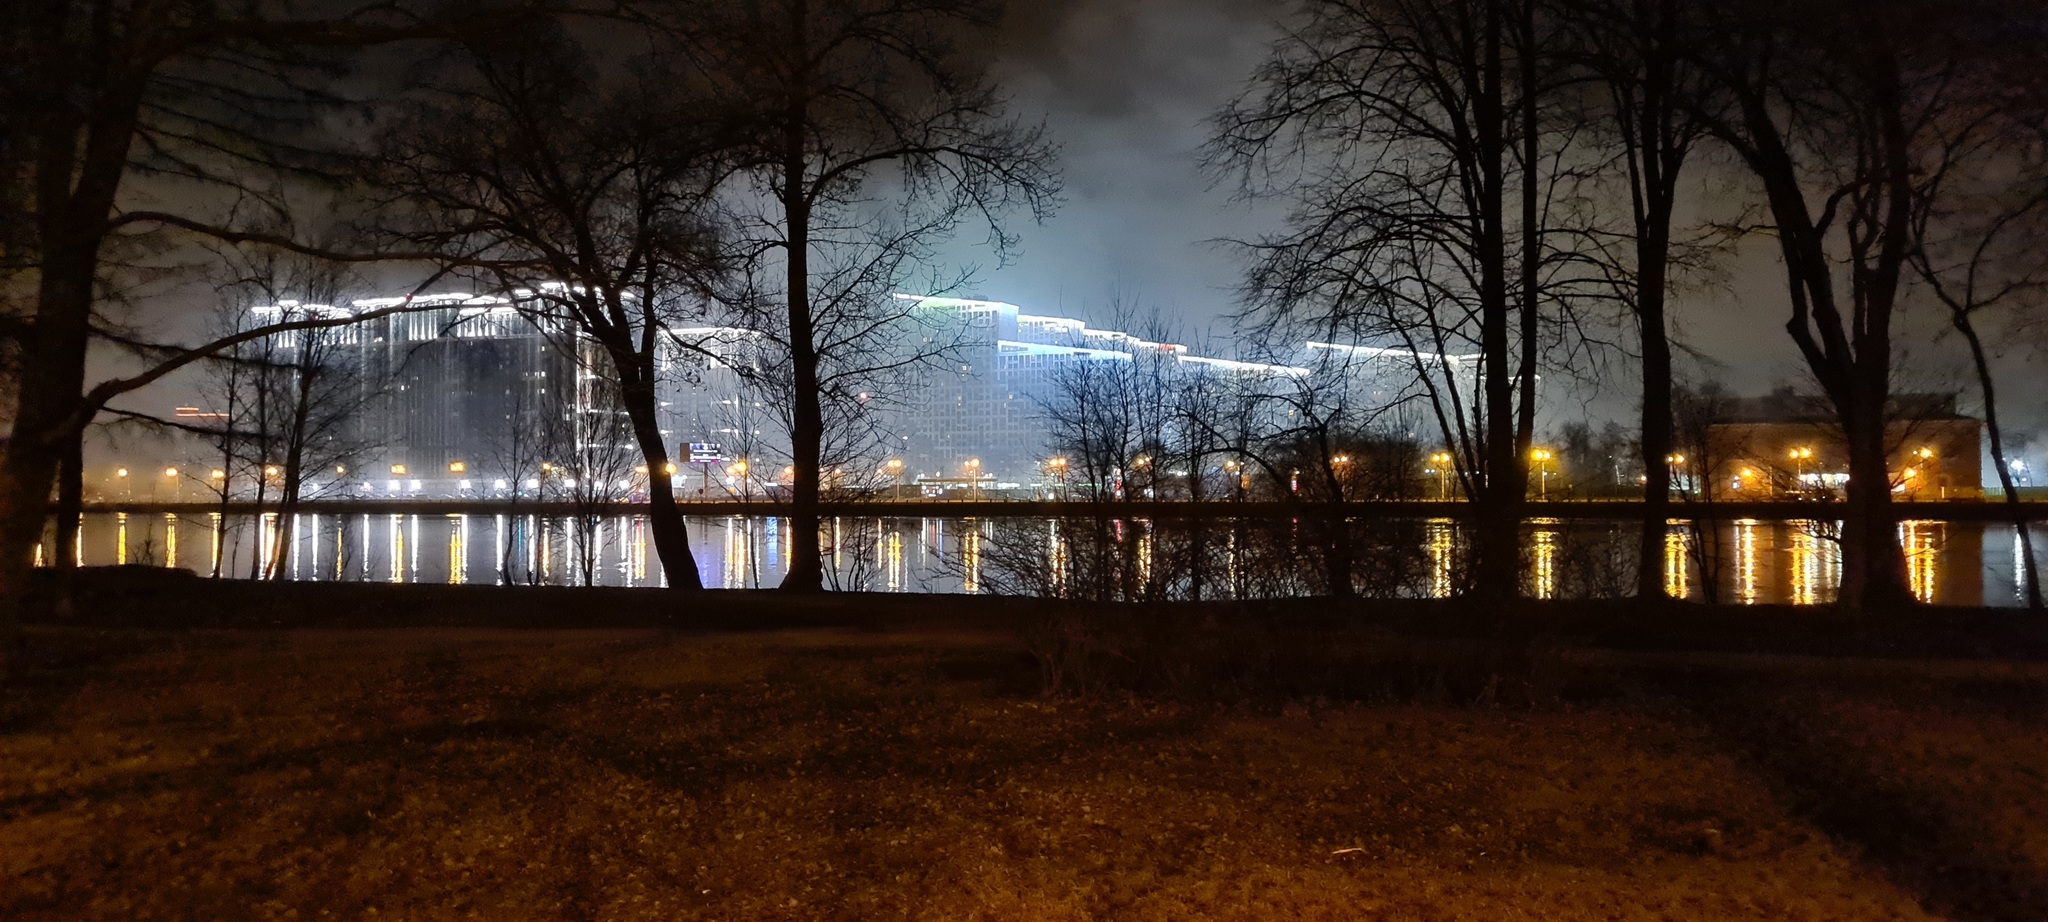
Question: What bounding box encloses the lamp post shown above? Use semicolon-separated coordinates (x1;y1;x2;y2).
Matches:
886;458;905;497
116;467;130;499
1332;454;1351;502
1665;453;1685;497
1530;448;1554;500
209;468;226;500
1788;447;1812;495
965;457;981;501
729;458;750;500
1913;446;1938;498
1044;457;1068;501
1428;452;1454;500
163;467;180;501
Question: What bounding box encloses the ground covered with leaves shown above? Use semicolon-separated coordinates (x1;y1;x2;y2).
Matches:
4;623;2044;920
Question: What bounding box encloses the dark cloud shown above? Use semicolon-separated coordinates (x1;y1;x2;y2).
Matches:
930;0;1286;337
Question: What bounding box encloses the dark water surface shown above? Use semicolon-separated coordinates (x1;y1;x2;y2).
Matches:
45;512;2046;606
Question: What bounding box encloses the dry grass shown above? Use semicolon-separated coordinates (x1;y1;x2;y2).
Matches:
2;624;2040;920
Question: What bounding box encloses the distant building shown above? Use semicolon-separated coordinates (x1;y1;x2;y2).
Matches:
227;292;1477;496
1701;392;1982;499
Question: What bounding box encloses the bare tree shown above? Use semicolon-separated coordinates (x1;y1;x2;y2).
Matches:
1210;0;1579;601
1907;103;2048;608
1554;0;1718;599
671;0;1060;592
374;22;728;591
1680;0;2029;609
0;0;528;643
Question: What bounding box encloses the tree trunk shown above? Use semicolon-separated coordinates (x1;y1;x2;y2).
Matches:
1635;225;1675;601
780;142;826;592
0;255;99;649
1954;314;2041;608
1838;404;1912;611
1470;0;1522;603
619;379;703;591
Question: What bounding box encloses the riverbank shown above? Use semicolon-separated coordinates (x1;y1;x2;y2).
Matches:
5;607;2046;918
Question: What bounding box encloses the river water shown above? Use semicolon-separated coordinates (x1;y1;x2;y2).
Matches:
47;512;2048;606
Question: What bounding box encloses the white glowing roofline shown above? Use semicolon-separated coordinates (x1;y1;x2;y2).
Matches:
997;340;1134;360
895;294;1023;313
1180;355;1311;376
1308;341;1482;363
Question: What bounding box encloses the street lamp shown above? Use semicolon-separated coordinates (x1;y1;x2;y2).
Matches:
1530;448;1554;499
1428;452;1454;500
1665;453;1686;496
1044;457;1068;501
115;467;130;500
729;459;750;499
163;467;180;501
1788;447;1813;493
965;457;982;501
1912;446;1939;498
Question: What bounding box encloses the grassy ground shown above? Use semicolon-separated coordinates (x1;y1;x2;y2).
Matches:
4;612;2046;920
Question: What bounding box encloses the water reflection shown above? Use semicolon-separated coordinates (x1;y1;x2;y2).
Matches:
1664;526;1688;599
1734;519;1759;605
1427;519;1455;599
1529;519;1558;600
48;511;2048;606
1902;520;1941;604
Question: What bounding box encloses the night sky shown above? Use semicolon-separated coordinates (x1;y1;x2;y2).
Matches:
101;0;2041;470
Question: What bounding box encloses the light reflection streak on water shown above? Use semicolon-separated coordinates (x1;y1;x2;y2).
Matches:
1902;520;1940;603
1530;519;1558;600
1225;529;1238;596
1048;520;1069;597
1427;518;1455;599
1790;525;1817;606
386;515;404;583
2016;529;2029;606
962;522;981;593
1733;519;1760;604
631;517;647;583
448;515;467;585
212;513;224;575
887;529;904;592
1136;525;1153;591
360;514;371;581
723;516;748;589
293;514;306;581
33;540;43;567
165;513;179;569
831;517;842;570
116;513;127;565
73;515;84;567
1664;523;1688;599
259;513;281;578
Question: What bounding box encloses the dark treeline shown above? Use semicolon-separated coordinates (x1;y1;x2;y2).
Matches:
1196;0;2048;609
